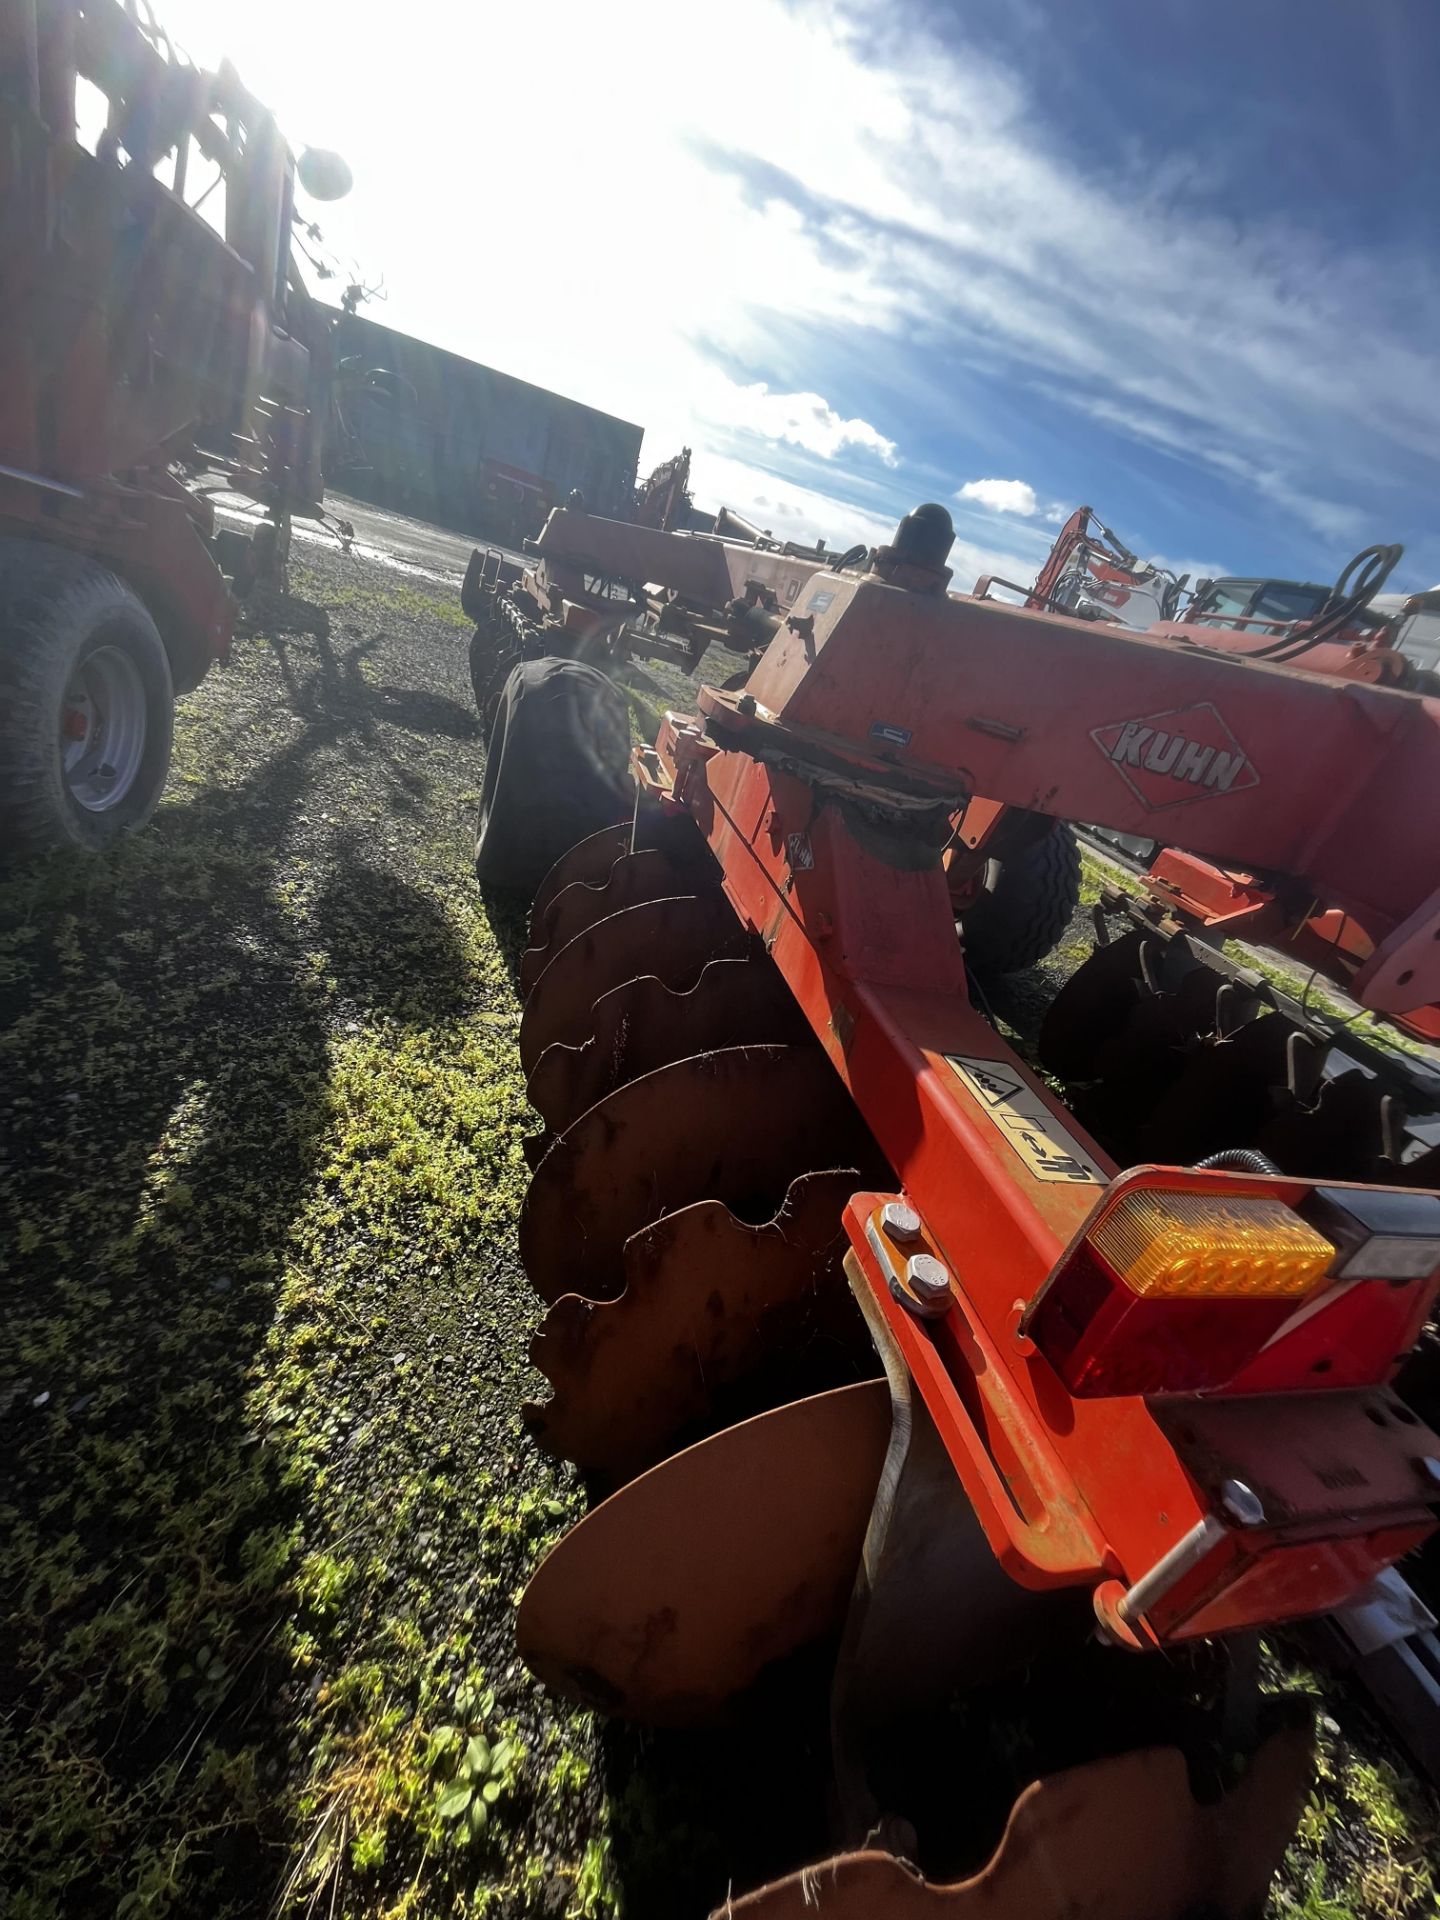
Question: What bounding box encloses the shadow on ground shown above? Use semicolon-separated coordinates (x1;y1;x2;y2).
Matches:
316;844;472;1026
0;626;479;1917
594;1661;835;1920
476;883;532;993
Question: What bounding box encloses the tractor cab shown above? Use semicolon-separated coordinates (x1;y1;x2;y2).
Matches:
1183;574;1333;633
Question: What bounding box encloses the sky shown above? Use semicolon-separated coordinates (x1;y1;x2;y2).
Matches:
148;0;1438;592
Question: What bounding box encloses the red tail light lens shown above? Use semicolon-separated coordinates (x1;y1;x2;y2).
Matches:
1025;1188;1334;1396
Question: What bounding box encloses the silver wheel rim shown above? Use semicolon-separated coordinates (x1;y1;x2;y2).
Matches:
60;645;148;812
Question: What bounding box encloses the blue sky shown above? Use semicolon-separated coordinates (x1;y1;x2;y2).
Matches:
157;0;1438;591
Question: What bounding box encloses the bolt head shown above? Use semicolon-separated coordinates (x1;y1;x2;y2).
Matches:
880;1201;922;1244
905;1252;952;1303
889;1252;951;1320
1219;1479;1266;1529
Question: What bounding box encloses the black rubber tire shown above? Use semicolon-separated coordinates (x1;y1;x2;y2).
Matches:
469;618;506;716
475;657;632;895
477;655;515;745
960;820;1081;975
0;539;174;858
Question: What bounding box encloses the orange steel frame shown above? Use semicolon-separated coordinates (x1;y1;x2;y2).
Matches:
639;564;1440;1649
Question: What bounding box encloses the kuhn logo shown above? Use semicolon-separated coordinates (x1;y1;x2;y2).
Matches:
1091;701;1258;810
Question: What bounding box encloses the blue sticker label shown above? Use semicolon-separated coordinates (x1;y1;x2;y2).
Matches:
870;721;912;748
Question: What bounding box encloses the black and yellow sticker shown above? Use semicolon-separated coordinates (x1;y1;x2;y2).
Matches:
945;1054;1105;1186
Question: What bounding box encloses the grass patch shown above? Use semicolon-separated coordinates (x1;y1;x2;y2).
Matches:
1270;1686;1440;1919
1;555;609;1918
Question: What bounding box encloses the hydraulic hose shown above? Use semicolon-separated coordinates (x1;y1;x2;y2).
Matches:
1193;1148;1283;1176
1245;543;1403;661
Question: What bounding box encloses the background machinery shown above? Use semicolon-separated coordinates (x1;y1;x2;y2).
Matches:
470;495;1440;1917
0;0;347;854
462;500;865;708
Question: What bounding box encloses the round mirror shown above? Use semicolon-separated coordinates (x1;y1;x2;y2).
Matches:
297;148;353;201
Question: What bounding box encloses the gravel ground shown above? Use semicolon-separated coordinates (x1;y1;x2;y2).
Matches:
2;540;1437;1920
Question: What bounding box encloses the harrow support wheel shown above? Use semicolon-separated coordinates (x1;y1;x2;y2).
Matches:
709;1725;1313;1920
475;658;631;892
524;1169;866;1479
959;819;1081;976
517;1379;891;1723
518;1044;881;1302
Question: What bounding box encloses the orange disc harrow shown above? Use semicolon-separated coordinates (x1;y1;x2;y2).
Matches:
517;1379;891;1724
518;1044;880;1301
525;1168;865;1478
518;892;750;1076
708;1728;1313;1920
530;823;631;934
525;957;806;1135
522;844;716;993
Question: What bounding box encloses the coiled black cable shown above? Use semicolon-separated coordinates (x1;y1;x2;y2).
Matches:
1243;543;1403;662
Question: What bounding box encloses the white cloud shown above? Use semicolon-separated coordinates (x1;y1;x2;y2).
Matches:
1148;554;1232;585
690;452;898;551
689;451;1043;592
958;478;1039;516
699;374;898;466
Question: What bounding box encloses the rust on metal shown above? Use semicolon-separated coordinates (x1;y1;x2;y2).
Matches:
517;1379;891;1723
522;846;716;993
526;956;806;1134
519;1044;883;1302
531;823;631;935
707;1725;1312;1920
518;892;750;1077
525;1168;865;1478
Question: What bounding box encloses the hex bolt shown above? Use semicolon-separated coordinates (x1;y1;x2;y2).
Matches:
1219;1479;1266;1529
902;1252;952;1318
880;1201;922;1244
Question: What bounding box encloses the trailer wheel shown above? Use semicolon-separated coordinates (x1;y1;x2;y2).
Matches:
960;820;1081;975
475;657;631;895
0;541;175;857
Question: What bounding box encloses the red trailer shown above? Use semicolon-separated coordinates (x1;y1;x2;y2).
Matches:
0;0;345;853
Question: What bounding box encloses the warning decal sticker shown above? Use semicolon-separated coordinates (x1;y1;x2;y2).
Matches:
945;1055;1106;1186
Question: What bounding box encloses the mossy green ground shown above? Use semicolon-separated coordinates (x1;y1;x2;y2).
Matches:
2;555;1436;1916
1;557;603;1918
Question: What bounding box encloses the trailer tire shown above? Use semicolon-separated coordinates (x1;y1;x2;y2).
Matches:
475;657;631;895
469;618;506;718
0;540;174;858
960;820;1081;975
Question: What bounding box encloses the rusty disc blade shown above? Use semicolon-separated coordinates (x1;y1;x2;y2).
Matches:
517;1378;891;1724
1257;1067;1388;1181
709;1723;1312;1920
522;845;718;994
526;956;806;1135
1038;928;1150;1081
1134;1009;1285;1166
531;824;631;937
525;1168;863;1478
518;893;754;1078
519;1044;882;1302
